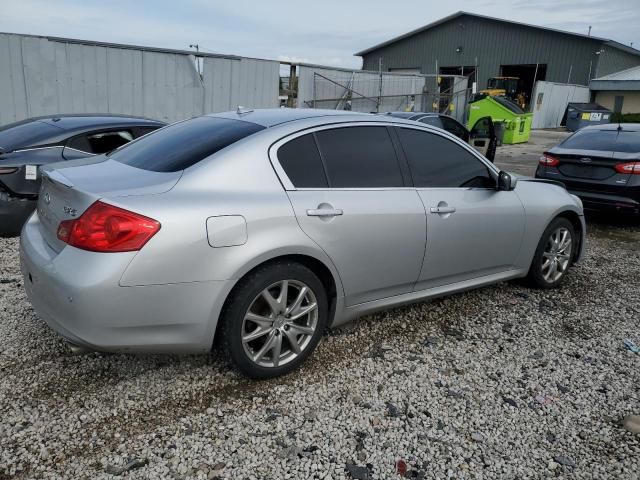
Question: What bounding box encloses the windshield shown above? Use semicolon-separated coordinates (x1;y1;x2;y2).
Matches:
0;120;62;152
560;129;640;153
110;116;265;172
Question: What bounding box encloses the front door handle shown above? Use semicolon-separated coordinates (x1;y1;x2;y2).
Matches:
429;206;456;214
307;208;343;217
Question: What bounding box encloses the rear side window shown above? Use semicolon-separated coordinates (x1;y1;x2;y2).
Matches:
561;129;640;153
315;126;403;188
278;134;328;188
397;128;493;188
110;117;264;172
68;130;133;154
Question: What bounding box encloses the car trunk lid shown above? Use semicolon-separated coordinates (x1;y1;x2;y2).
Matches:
37;159;181;252
549;148;633;194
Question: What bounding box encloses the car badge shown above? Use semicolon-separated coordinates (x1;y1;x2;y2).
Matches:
44;192;51;204
63;206;78;217
579;157;592;164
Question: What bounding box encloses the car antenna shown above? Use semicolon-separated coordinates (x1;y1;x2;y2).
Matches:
236;105;254;115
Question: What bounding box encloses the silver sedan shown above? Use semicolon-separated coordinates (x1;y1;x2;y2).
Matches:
20;109;585;378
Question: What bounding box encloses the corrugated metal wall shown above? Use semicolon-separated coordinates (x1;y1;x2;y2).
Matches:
530;81;590;129
0;33;280;126
596;46;640;79
361;15;639;89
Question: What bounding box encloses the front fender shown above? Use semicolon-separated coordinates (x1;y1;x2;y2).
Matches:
513;181;584;270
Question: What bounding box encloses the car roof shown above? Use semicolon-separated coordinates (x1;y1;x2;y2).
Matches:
579;123;640;132
36;114;166;130
210;108;371;127
0;114;166;152
385;111;438;119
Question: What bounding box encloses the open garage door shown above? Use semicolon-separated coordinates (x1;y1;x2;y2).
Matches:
500;64;547;110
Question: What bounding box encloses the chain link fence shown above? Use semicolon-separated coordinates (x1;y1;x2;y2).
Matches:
294;65;472;124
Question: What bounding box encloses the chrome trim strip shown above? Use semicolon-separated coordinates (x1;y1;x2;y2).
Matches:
13;145;63;153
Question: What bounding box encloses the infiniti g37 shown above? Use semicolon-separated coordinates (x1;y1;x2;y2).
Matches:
20;109;585;378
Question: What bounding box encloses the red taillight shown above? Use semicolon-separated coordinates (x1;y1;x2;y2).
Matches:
56;201;160;252
539;154;560;167
614;162;640;175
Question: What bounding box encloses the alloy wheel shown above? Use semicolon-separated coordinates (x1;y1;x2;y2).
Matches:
541;227;572;283
241;280;318;368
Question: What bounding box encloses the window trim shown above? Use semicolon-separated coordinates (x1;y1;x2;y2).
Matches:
269;121;499;191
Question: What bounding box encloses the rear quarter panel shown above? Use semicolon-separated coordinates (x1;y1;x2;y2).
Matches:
116;139;343;291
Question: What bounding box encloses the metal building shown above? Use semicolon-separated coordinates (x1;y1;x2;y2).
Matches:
356;12;640;105
590;65;640;115
0;32;280;125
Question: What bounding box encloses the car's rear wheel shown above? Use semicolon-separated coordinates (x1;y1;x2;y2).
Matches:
220;261;327;378
526;217;575;288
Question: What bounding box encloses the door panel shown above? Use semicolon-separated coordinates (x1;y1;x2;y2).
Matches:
287;190;426;306
415;188;525;290
470;116;496;160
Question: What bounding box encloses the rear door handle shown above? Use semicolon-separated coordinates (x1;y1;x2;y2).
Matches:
306;208;343;217
430;206;456;214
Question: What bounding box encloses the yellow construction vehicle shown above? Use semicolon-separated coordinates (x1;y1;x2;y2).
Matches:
480;77;527;109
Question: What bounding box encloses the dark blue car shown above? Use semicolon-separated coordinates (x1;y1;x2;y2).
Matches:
0;114;165;236
536;123;640;216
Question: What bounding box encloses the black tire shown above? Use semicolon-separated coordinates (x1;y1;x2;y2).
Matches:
220;261;328;379
526;217;575;289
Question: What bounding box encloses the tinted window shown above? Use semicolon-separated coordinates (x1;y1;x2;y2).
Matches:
278;134;328;188
470;117;492;138
0;120;62;152
68;130;133;154
418;116;443;128
440;116;469;141
398;128;493;188
135;126;161;138
561;129;640;153
315;127;403;188
110;117;264;172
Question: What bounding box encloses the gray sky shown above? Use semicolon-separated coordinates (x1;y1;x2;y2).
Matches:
1;0;639;69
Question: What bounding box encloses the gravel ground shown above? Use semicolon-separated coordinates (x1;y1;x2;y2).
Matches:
1;221;639;480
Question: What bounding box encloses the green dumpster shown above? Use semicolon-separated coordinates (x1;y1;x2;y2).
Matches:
467;96;533;144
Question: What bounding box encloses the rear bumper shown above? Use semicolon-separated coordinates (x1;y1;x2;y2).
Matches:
536;167;640;215
0;192;36;236
567;190;640;215
20;214;230;353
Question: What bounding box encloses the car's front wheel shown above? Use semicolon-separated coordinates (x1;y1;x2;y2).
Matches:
220;261;328;378
527;217;575;288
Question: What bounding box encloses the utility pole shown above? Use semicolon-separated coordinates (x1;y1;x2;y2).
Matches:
588;26;592;36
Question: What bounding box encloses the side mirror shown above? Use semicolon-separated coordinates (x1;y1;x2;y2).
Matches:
497;171;517;191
